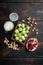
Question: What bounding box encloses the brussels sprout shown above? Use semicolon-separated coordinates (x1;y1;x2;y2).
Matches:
21;36;25;40
22;30;26;34
19;39;22;42
14;34;17;37
26;30;29;33
17;33;21;37
15;37;19;40
18;24;22;27
26;26;30;31
23;28;26;31
18;27;22;31
24;34;28;38
22;23;25;27
15;29;19;33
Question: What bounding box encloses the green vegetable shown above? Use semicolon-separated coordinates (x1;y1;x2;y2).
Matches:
21;36;25;40
19;39;22;42
22;30;26;34
18;27;22;31
24;34;28;38
15;37;19;40
23;28;26;31
18;23;21;26
17;33;21;37
15;29;19;33
18;24;22;27
26;26;30;31
22;23;25;27
14;34;17;37
26;30;29;33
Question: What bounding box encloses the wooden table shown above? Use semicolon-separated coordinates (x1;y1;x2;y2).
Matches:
0;1;43;65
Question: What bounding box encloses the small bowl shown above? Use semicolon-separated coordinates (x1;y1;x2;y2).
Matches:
25;38;39;52
9;12;19;22
4;21;14;31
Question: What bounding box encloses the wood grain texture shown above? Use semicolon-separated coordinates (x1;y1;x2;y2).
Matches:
0;0;43;3
0;2;43;65
0;58;43;65
1;3;43;20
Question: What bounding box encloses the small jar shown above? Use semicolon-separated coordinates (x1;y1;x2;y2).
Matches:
4;21;14;32
9;12;19;22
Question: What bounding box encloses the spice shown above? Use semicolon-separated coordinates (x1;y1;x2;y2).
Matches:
34;22;37;25
4;37;9;44
22;20;25;22
27;17;31;21
31;24;33;27
4;37;19;50
36;31;39;35
33;19;35;22
27;21;30;23
27;17;39;37
36;29;38;32
8;44;12;48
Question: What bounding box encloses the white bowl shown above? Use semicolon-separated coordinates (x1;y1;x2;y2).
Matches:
4;21;14;31
9;12;19;21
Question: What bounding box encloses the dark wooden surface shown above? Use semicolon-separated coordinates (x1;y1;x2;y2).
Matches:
1;3;43;20
0;2;43;65
1;0;43;3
